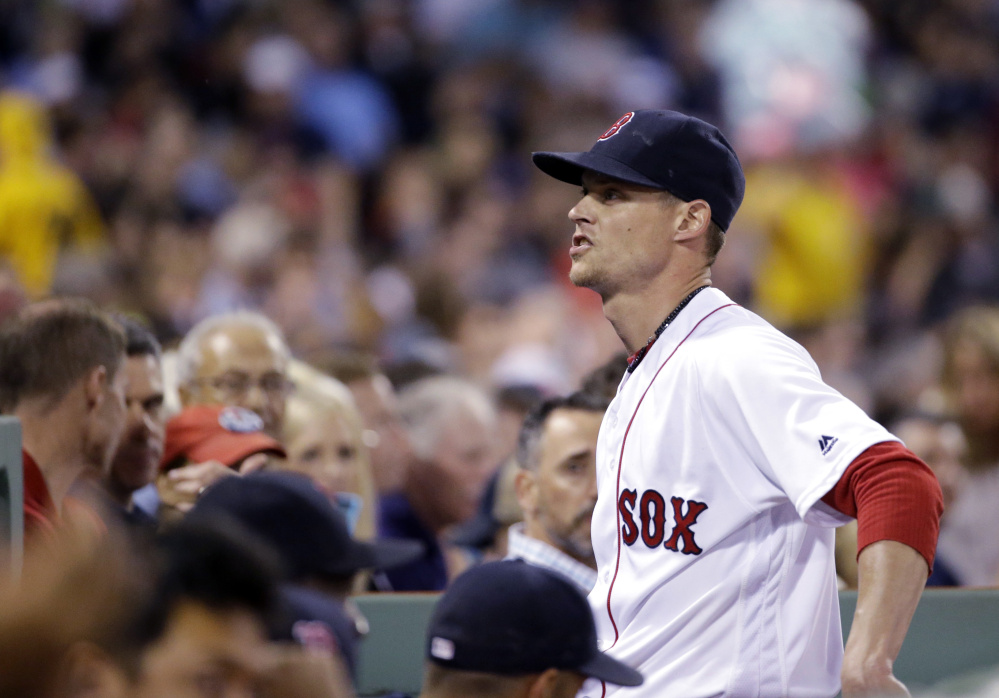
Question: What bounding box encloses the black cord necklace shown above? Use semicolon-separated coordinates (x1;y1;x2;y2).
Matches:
626;285;709;373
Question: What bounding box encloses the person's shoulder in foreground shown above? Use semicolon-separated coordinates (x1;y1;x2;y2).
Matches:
418;559;642;698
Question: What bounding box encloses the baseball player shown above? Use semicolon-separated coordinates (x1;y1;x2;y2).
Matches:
531;110;943;698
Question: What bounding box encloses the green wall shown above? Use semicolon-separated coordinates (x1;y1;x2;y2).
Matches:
355;589;999;697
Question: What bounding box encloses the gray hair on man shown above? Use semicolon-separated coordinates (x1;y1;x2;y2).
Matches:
174;310;291;388
398;376;497;460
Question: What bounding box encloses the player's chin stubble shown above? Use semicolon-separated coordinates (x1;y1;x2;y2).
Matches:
569;257;601;292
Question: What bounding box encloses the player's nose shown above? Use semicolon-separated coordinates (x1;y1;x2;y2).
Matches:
569;195;594;225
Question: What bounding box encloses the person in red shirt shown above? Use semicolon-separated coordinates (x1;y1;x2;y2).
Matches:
0;298;128;538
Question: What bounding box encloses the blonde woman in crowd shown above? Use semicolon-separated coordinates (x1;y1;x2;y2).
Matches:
281;360;378;542
934;305;999;586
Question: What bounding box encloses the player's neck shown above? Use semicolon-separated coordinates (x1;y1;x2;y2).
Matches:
604;271;712;354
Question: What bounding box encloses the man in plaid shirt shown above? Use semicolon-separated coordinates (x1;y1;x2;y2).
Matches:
508;391;606;593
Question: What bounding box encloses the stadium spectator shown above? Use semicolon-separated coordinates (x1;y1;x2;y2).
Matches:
97;521;285;698
0;524;145;698
158;310;294;512
161;405;285;473
449;457;523;563
891;411;967;587
176;310;294;438
493;384;547;467
382;375;497;590
322;351;414;496
157;404;285;517
418;560;642;698
510;392;606;593
189;470;424;682
92;316;165;528
933;306;999;585
46;520;352;698
282;359;379;540
0;298;127;537
0;91;105;298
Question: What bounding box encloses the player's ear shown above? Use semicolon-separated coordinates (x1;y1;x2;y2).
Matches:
514;468;539;516
526;668;559;698
674;199;711;243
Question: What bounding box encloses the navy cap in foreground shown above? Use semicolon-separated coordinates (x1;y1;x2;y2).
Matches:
426;560;643;687
189;471;424;580
532;109;746;231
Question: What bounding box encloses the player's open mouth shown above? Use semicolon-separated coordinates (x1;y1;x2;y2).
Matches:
570;232;592;256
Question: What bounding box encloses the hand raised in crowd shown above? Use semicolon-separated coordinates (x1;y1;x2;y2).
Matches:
157;460;238;514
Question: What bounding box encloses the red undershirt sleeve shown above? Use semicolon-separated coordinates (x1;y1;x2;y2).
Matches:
820;440;943;571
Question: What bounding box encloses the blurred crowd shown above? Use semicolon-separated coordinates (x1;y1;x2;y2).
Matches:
1;0;999;413
3;0;999;696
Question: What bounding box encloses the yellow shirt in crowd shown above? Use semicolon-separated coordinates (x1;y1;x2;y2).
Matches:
0;91;104;297
739;161;869;329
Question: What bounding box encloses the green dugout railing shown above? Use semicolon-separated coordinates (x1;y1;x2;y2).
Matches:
354;589;999;697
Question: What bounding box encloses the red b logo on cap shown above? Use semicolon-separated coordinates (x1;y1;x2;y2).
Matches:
598;112;634;141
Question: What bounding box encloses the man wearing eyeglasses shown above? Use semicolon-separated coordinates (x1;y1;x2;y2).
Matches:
176;310;294;438
155;311;295;515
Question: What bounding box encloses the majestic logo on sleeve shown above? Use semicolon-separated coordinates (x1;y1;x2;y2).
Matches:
618;489;708;555
818;435;839;455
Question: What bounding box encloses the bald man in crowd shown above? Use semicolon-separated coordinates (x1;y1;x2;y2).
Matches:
0;298;127;537
176;310;293;437
382;375;498;591
159;310;295;513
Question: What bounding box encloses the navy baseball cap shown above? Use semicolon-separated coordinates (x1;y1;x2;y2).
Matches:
189;471;424;580
533;109;746;231
276;584;361;682
426;560;643;687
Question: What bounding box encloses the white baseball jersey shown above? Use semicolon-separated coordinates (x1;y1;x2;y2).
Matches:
585;287;897;698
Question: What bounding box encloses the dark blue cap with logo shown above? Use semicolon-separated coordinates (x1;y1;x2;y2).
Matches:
533;109;746;231
276;584;362;681
426;560;643;687
189;471;424;580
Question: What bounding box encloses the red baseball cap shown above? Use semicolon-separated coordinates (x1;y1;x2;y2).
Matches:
160;404;286;471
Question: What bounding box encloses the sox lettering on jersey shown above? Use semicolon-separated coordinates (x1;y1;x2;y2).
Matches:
618;489;708;555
